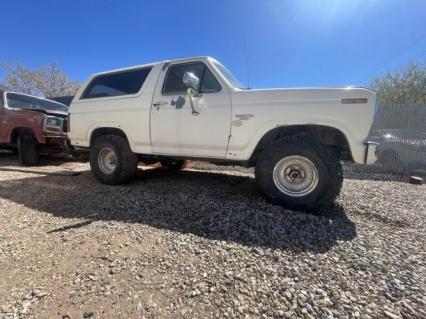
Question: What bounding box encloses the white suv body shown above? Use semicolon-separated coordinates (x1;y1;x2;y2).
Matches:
69;56;378;210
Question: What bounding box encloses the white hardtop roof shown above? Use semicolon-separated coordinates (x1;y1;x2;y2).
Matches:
91;56;215;77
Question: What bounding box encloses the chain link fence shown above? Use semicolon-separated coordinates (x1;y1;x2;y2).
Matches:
346;104;426;178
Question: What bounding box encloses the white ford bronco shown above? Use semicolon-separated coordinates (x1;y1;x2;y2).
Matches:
69;56;378;211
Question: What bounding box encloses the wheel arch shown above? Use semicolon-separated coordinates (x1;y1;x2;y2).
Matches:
89;127;129;147
249;124;354;165
10;127;42;144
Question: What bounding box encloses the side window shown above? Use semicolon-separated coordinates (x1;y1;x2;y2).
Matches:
6;93;41;109
201;67;222;93
81;67;152;99
162;62;221;95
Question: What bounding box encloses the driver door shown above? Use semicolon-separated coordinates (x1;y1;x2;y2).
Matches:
150;61;232;158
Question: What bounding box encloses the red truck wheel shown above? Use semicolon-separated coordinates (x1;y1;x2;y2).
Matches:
18;134;38;166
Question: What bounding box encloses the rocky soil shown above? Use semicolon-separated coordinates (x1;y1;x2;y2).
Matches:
0;155;425;318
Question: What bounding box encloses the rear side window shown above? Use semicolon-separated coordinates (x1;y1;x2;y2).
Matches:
162;62;221;95
81;67;152;99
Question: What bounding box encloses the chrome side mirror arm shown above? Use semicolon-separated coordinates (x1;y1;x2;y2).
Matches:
187;88;199;116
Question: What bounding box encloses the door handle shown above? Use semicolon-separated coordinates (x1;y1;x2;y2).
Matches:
153;101;168;109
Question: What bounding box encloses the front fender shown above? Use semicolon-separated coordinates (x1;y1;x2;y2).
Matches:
228;116;365;163
8;126;46;144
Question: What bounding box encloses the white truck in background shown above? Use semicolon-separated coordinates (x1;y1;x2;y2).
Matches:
68;56;378;211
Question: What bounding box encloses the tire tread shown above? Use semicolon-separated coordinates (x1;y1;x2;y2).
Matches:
255;135;343;211
90;135;138;185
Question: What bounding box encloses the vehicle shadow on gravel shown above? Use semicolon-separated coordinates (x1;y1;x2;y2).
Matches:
0;168;357;253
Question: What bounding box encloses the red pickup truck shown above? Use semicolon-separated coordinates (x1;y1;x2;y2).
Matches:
0;90;70;165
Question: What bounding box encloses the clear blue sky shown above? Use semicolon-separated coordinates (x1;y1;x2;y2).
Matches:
1;0;425;88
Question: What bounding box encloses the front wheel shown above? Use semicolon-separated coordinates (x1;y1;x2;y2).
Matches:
255;137;343;211
90;135;138;185
18;134;38;166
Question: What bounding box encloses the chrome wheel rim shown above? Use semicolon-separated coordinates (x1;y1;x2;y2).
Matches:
98;148;117;174
272;155;319;197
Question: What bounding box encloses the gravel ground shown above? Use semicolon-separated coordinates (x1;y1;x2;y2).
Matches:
0;154;425;319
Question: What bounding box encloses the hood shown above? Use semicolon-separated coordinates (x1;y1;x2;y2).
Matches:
44;108;68;117
232;87;376;105
20;108;68;118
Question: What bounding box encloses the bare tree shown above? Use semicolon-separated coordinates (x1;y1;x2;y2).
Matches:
1;61;38;95
0;61;80;98
369;61;426;106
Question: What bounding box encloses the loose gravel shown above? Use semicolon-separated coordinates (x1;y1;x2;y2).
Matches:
0;155;425;318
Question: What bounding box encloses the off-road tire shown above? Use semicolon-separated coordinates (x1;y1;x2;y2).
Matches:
18;134;38;166
160;159;186;171
255;136;343;211
90;135;138;185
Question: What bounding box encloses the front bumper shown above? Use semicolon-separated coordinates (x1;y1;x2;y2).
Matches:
45;131;68;139
363;141;379;164
43;131;72;152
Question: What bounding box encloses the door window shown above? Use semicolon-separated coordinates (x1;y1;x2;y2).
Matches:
162;62;221;95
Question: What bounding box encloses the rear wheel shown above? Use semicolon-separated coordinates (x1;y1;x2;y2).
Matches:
90;135;138;185
255;136;343;211
160;159;186;171
18;133;38;166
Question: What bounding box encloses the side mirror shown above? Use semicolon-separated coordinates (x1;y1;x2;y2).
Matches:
183;71;200;116
183;71;200;91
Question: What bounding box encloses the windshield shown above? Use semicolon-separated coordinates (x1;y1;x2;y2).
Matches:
212;60;246;89
6;92;68;112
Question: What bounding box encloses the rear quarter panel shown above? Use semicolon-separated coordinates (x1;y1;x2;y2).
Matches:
68;64;163;153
